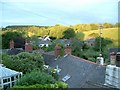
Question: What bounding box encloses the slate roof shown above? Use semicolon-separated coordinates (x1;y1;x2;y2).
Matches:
81;81;116;89
0;64;22;78
85;38;95;42
55;39;72;46
7;48;23;55
42;51;55;65
38;40;52;45
43;54;106;88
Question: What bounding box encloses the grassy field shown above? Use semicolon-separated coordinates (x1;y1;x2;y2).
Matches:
82;28;118;45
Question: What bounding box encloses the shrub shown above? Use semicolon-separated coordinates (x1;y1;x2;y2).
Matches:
16;70;55;86
2;52;44;74
13;82;68;88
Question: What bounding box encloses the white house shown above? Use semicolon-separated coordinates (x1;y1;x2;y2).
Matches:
39;36;51;41
38;36;52;47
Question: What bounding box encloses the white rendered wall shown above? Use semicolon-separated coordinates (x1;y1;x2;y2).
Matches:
105;65;120;89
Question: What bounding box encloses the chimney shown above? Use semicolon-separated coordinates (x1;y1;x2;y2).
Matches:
96;54;104;65
104;65;120;89
10;40;14;49
25;40;33;52
54;44;61;58
64;45;72;55
104;52;120;89
110;52;116;65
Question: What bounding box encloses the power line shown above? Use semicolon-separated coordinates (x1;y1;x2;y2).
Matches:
0;1;70;26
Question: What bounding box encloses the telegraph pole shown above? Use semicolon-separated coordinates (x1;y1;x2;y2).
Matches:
97;24;104;65
99;24;103;55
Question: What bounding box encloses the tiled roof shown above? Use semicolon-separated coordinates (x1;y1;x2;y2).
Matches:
7;48;23;55
38;40;52;44
42;51;55;65
85;38;95;42
43;55;106;88
81;81;115;89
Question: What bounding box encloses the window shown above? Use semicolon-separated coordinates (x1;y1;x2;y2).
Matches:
19;74;22;78
62;74;71;82
3;79;7;83
8;78;10;82
3;84;10;90
56;65;61;74
11;77;14;81
12;82;14;87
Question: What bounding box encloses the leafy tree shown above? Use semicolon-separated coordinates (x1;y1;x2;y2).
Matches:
14;37;25;49
71;38;83;57
75;32;85;41
63;28;75;39
2;52;44;74
94;37;113;52
2;31;25;49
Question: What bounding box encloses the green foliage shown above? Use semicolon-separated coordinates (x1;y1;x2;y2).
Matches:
32;44;40;50
71;38;83;57
63;28;75;39
2;31;25;49
94;37;113;51
49;25;68;39
81;49;99;62
75;32;85;41
13;82;68;88
42;43;55;52
2;24;118;44
82;42;90;50
2;52;44;74
16;70;55;86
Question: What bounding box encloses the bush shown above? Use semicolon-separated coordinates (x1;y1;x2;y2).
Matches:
42;44;55;52
94;37;113;51
13;82;68;88
16;70;55;86
2;52;44;74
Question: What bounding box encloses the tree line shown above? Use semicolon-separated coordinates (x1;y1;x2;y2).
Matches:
2;23;118;38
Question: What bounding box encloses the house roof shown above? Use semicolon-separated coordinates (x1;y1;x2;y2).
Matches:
0;64;22;78
81;81;116;89
85;38;95;42
55;39;72;45
7;48;23;55
42;51;55;65
43;54;106;88
38;40;52;45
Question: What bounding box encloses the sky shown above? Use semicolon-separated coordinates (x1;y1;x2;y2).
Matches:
0;0;119;27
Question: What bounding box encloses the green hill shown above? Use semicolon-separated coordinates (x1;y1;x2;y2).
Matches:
82;28;118;45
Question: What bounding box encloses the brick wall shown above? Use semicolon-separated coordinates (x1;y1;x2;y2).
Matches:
64;46;72;55
54;44;61;58
10;40;14;49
